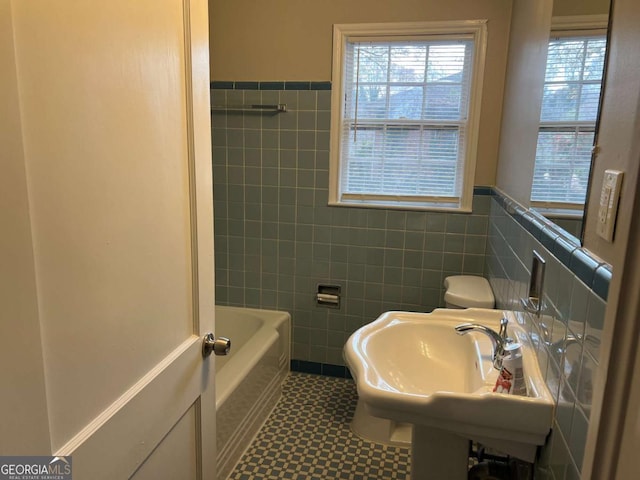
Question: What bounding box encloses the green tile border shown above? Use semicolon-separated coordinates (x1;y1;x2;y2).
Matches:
211;81;332;91
290;360;352;378
492;189;611;300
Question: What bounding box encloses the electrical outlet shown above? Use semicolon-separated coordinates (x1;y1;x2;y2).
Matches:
596;169;624;242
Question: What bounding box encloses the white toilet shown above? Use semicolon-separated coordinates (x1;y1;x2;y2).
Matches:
443;275;495;309
349;275;495;446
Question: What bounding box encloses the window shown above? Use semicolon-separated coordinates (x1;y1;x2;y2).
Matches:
329;21;487;211
531;22;607;210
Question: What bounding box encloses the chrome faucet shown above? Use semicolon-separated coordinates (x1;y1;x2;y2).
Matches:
455;317;510;369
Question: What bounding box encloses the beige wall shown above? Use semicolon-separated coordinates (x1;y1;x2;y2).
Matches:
495;0;553;205
210;0;512;187
553;0;610;16
210;0;511;81
580;0;640;476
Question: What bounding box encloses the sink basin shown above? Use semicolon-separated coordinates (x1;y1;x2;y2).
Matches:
344;308;554;479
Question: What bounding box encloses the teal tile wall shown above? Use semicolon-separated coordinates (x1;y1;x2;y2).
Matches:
486;195;607;480
211;86;491;366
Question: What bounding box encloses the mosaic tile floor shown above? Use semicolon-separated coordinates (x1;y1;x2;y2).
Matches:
227;372;411;480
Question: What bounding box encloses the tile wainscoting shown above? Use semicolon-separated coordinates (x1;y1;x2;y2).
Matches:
211;82;492;366
487;190;609;480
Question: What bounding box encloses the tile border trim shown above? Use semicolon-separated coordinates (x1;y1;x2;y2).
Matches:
290;360;352;379
472;186;493;196
492;188;611;301
211;81;332;91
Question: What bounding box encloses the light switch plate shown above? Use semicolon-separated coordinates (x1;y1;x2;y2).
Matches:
596;169;624;242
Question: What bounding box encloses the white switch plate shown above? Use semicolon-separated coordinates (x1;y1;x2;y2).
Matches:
596;169;624;242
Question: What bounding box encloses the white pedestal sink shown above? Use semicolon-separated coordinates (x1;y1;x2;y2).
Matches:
344;308;554;480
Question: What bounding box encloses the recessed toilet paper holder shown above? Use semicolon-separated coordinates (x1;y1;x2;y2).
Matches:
316;284;341;309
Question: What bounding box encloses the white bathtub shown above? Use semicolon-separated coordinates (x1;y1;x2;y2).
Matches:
215;306;290;479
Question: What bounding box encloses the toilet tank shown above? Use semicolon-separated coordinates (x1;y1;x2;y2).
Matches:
443;275;495;309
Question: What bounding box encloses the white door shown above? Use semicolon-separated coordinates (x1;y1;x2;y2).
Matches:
0;1;217;479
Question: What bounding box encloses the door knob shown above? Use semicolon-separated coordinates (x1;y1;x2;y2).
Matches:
202;333;231;357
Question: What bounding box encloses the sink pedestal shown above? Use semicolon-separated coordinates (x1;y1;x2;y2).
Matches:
412;426;468;480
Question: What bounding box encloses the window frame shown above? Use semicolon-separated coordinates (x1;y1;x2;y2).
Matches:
530;15;608;214
329;21;488;212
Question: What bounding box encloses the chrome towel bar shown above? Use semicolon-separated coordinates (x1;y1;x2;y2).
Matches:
211;103;287;113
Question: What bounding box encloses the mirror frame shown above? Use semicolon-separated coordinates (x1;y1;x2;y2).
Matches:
579;11;614;244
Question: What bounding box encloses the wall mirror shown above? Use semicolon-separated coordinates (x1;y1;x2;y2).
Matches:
529;0;611;244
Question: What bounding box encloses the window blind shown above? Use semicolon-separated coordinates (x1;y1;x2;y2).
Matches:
339;38;474;205
531;35;607;206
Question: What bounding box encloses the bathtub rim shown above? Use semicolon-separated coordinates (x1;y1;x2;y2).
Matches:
214;305;291;408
